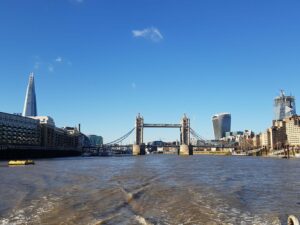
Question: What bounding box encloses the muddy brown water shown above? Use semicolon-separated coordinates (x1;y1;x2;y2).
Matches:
0;155;299;225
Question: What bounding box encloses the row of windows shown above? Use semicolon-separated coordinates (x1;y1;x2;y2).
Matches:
1;130;39;135
286;126;300;130
0;140;39;145
286;124;300;128
1;136;39;141
1;130;38;136
1;135;38;140
1;134;39;139
1;124;38;130
1;124;38;128
0;138;39;142
0;138;40;145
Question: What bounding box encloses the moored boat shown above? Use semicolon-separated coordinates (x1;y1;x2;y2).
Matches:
8;160;35;166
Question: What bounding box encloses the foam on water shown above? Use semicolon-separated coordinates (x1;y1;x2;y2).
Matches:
0;195;60;225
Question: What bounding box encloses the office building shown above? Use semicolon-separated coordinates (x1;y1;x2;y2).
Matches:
212;113;231;140
274;90;296;120
88;135;103;146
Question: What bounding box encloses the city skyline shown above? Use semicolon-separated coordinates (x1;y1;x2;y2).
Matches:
1;1;300;142
3;72;299;143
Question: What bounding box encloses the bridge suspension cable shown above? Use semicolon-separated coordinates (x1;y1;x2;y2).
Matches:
190;128;209;145
105;128;136;146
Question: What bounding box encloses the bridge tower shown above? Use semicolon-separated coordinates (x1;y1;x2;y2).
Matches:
179;114;192;155
135;113;144;145
133;113;145;155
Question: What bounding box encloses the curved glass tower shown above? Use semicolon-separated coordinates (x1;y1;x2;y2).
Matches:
22;73;37;117
212;113;231;140
274;90;296;121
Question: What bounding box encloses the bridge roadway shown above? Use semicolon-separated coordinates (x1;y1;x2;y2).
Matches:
143;124;182;128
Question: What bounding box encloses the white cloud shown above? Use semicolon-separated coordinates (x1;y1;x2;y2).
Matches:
132;27;163;42
48;65;54;72
55;56;72;66
32;55;71;72
55;57;63;63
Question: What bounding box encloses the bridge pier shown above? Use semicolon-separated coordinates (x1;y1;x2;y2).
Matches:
179;144;193;156
132;144;140;156
132;144;146;156
179;145;189;155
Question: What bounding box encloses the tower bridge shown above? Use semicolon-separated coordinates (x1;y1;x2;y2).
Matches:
134;113;192;155
98;114;235;156
98;114;213;156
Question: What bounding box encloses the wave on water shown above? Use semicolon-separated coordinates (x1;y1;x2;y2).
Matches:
0;195;60;225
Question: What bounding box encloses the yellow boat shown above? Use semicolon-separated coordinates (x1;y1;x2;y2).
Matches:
8;160;35;166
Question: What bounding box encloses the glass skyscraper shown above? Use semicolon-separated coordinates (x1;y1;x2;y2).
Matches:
22;73;37;117
274;90;296;121
212;113;231;140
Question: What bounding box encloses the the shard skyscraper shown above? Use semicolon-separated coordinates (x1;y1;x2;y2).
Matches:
22;73;37;117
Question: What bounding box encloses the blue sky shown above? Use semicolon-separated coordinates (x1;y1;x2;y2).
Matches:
0;0;300;143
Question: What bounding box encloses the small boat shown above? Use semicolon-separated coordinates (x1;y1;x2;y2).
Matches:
8;160;35;166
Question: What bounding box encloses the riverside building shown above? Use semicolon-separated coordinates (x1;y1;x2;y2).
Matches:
0;112;40;146
258;121;287;150
285;116;300;146
268;120;287;150
260;131;270;149
0;112;81;149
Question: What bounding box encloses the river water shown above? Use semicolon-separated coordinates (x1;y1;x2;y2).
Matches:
0;155;299;225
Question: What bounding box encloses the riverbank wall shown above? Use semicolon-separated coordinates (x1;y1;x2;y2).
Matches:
0;145;81;160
